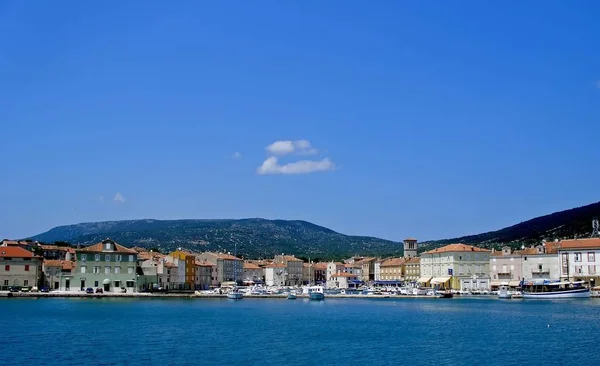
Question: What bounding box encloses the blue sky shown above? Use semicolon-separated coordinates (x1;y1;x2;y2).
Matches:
1;1;599;241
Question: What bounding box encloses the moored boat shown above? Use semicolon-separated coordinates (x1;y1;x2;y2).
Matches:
287;291;297;300
498;284;512;299
308;285;325;301
522;280;590;299
227;290;244;300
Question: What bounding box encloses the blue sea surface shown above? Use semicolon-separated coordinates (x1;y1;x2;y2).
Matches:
3;296;600;365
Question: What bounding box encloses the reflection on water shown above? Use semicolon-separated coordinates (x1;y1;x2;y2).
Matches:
4;297;600;365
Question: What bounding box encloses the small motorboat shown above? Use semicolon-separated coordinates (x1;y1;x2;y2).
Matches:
308;286;325;301
287;291;297;300
498;284;512;299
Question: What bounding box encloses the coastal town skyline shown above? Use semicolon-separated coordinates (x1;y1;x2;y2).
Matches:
3;2;600;242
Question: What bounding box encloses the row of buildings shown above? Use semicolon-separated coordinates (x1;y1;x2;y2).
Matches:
2;236;600;292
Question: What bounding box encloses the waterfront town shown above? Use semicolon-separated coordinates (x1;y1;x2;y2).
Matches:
1;236;600;296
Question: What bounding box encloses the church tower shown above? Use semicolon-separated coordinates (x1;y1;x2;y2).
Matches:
403;238;418;258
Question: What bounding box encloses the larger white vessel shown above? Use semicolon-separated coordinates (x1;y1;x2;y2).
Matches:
522;280;590;299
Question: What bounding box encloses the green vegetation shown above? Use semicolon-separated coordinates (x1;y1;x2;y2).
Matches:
30;218;403;259
419;201;600;252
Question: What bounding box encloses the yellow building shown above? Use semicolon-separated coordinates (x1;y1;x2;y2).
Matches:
405;257;420;283
169;249;196;285
380;258;406;280
420;244;491;290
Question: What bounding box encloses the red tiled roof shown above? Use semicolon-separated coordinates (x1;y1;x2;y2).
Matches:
76;240;137;254
331;272;357;278
381;258;406;267
405;257;420;264
265;263;286;268
423;244;491;255
202;252;242;260
40;245;73;251
356;257;376;264
196;260;216;267
44;259;73;270
0;246;35;258
243;262;261;270
558;238;600;250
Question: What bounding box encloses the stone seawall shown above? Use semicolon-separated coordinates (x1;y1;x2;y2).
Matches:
0;292;442;299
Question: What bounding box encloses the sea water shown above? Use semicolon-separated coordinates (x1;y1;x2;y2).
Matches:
3;297;600;365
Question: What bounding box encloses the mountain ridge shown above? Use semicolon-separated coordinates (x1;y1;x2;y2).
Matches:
30;218;403;259
419;201;600;252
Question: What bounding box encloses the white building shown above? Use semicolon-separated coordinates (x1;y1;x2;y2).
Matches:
265;264;286;286
490;243;560;288
326;262;344;288
420;244;491;291
374;260;383;281
329;272;358;289
557;238;600;286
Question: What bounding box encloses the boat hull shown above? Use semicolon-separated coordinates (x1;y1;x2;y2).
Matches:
523;288;590;299
227;292;244;300
309;292;325;301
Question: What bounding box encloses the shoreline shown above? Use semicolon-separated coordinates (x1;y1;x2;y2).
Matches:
0;292;497;300
3;291;599;299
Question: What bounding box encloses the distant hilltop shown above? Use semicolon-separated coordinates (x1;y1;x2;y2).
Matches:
29;218;405;259
419;201;600;252
26;200;600;259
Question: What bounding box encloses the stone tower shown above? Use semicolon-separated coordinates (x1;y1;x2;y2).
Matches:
403;238;418;258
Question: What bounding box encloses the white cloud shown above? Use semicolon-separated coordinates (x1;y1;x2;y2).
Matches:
232;152;242;159
265;139;318;156
113;192;125;203
257;156;335;175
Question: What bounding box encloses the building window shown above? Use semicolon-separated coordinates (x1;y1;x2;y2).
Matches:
588;253;595;262
575;253;582;262
81;254;87;262
81;266;87;274
105;254;111;262
128;267;134;275
24;280;28;286
3;280;8;286
114;280;121;288
25;265;30;271
94;281;99;287
5;265;9;271
538;264;543;271
105;242;111;250
126;281;134;288
116;255;122;262
589;265;596;275
114;266;121;274
129;255;134;262
95;254;100;261
575;265;582;274
105;266;111;274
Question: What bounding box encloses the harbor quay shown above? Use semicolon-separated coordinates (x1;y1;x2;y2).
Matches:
2;236;600;300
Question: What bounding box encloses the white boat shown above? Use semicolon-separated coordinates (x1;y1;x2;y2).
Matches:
308;285;325;301
511;291;523;299
227;290;244;300
522;280;590;299
498;284;512;299
412;287;428;296
287;291;297;300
